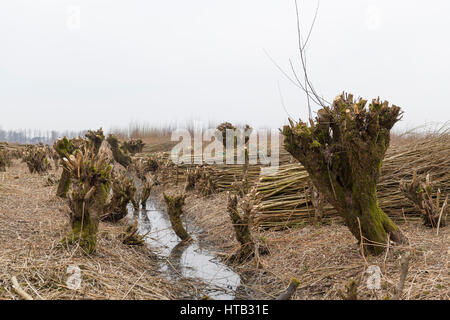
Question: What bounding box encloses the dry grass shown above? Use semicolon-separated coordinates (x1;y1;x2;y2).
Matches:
1;126;448;300
176;185;449;300
0;160;190;300
111;122;217;154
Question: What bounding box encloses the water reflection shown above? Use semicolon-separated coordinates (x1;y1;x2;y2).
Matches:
126;197;240;300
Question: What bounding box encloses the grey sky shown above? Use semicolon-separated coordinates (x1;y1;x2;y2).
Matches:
1;0;449;132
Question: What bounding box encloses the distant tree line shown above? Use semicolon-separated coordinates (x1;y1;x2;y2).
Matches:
0;128;87;145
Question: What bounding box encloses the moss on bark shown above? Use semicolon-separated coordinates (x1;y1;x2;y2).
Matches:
140;177;154;209
106;134;131;167
56;169;71;198
282;93;406;255
102;174;137;222
61;147;112;254
121;139;145;155
163;193;190;241
227;193;255;262
54;137;77;198
85;128;105;155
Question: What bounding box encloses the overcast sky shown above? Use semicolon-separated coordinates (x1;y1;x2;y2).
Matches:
1;0;449;132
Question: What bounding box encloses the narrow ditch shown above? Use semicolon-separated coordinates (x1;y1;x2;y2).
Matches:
126;195;241;300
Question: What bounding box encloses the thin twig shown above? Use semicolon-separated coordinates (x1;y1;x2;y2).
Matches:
393;252;411;300
11;276;33;300
357;217;368;266
436;195;448;236
122;270;146;300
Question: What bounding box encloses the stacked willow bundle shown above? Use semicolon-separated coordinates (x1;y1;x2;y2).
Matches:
377;133;449;216
146;152;261;192
169;163;261;192
253;133;450;228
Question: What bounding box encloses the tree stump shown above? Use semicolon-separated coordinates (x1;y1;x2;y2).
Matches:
163;193;190;241
61;147;112;254
102;173;137;222
227;192;255;263
400;172;448;228
282;93;407;255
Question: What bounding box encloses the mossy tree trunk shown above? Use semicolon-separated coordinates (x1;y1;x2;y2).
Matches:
282;93;406;255
102;174;137;222
216;122;252;166
65;184;107;254
184;168;197;192
85;128;105;155
54;137;77;198
163;193;190;241
106;134;131;167
121;139;145;155
56;169;71;198
61;147;112;254
119;218;145;245
141;175;154;209
227;193;255;262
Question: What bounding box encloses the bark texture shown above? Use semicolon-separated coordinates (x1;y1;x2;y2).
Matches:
102;173;137;222
282;93;406;255
227;193;255;262
106;134;131;167
61;147;112;254
54;137;77;198
163;193;190;241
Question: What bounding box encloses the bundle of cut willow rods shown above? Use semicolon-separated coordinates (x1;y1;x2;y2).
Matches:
252;132;450;228
155;152;262;191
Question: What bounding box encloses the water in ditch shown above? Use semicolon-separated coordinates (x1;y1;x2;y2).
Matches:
126;196;241;300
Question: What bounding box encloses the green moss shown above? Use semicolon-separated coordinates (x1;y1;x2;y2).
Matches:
106;134;131;167
85;128;105;154
53;137;75;158
61;218;98;254
310;140;322;148
281;92;404;255
163;193;190;241
56;169;71;198
290;278;300;288
61;146;112;254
